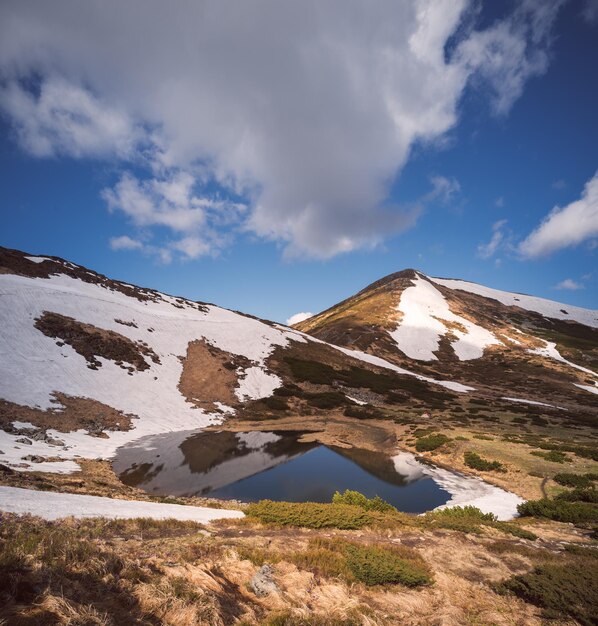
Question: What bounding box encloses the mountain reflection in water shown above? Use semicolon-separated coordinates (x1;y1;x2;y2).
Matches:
114;430;451;513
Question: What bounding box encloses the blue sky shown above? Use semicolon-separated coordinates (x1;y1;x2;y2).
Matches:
0;0;597;323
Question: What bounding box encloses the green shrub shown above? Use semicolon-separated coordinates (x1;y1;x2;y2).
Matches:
492;522;538;541
332;490;395;513
518;499;598;524
246;500;371;529
464;451;506;472
431;506;497;523
343;543;432;587
553;472;598;488
555;488;598;503
473;434;493;440
496;560;598;625
530;450;570;463
415;433;450;452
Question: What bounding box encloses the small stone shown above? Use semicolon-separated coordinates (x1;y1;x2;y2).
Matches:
249;564;278;597
16;437;33;445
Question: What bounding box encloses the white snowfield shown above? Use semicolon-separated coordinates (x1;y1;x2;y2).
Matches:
0;271;306;472
391;274;501;361
431;276;598;329
528;340;597;377
392;452;524;520
0;486;244;522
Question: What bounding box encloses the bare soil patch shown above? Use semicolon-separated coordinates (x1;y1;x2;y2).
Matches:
35;310;160;371
0;393;135;436
179;339;248;411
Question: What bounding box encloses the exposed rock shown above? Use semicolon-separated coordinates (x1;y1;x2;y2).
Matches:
249;564;278;597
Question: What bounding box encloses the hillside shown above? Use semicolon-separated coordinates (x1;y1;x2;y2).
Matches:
0;247;480;474
295;269;598;417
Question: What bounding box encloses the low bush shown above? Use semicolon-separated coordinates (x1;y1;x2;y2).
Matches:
496;559;598;625
553;472;598;488
425;506;537;539
332;490;395;513
430;506;497;523
245;500;371;529
344;543;432;587
518;498;598;524
415;433;450;452
530;450;569;463
555;488;598;503
238;537;432;589
464;451;506;472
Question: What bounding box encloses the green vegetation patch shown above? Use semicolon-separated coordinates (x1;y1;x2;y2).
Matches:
344;542;432;587
246;500;371;529
424;506;537;539
332;489;396;512
238;537;432;588
496;559;598;626
464;451;506;472
518;498;598;524
415;433;451;452
530;450;570;464
553;472;598;488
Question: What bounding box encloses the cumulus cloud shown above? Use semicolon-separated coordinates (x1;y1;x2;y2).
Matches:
286;312;313;326
0;0;565;259
519;170;598;258
477;219;508;259
0;77;138;158
109;235;143;251
554;278;584;290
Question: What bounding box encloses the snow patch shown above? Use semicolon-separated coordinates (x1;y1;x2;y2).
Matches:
235;366;282;401
502;396;566;410
528;340;597;377
12;421;39;430
0;486;244;522
390;275;500;361
574;383;598;395
431;276;598;329
392;452;524;520
25;255;53;264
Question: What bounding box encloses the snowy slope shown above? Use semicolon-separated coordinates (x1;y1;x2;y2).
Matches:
390;274;501;361
0;270;306;469
431;276;598;328
0;486;244;522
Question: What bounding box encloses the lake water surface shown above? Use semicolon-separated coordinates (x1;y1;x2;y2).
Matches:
113;429;452;513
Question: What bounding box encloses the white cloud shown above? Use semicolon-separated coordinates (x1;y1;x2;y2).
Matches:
456;0;565;115
109;235;143;251
286;312;313;326
477;219;508;259
0;77;138;158
0;0;565;259
428;176;461;204
520;170;598;258
495;196;505;208
554;278;584;290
